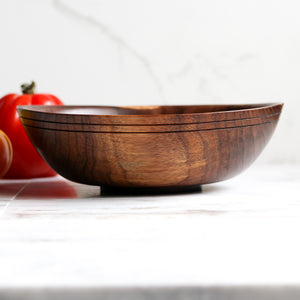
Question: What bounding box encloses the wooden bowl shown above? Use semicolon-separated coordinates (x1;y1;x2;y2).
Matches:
17;103;283;188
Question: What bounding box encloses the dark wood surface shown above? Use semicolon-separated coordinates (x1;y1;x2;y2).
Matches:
18;103;283;188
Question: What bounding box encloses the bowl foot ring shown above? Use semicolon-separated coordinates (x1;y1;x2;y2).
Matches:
100;185;202;196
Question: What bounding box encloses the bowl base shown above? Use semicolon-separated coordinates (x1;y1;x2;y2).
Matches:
100;185;202;196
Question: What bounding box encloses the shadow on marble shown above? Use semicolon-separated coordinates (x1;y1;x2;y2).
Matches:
15;181;77;200
15;180;99;200
99;185;202;197
99;183;230;198
0;175;229;202
13;181;228;200
0;180;29;200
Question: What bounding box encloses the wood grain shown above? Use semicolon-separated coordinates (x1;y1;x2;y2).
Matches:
18;103;283;188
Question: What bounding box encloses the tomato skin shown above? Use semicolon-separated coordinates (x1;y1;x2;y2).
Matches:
0;130;13;178
0;89;63;179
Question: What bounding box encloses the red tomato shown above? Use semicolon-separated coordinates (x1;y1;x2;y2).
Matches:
0;130;13;178
0;82;63;178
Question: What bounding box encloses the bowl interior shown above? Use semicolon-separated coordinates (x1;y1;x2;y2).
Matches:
18;103;279;117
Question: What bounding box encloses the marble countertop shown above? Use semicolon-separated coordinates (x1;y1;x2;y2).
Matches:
0;164;300;300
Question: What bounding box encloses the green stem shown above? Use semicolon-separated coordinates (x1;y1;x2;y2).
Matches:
21;81;36;94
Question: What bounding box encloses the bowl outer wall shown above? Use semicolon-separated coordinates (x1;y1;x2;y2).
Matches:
18;106;282;187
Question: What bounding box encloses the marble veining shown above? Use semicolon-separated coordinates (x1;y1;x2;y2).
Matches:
52;0;167;103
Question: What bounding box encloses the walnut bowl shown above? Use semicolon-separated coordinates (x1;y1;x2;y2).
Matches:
17;103;283;188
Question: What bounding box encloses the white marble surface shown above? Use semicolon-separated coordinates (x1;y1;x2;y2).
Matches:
0;164;299;299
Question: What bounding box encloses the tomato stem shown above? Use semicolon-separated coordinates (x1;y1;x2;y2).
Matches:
21;81;36;94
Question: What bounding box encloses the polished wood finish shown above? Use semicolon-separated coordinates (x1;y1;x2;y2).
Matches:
18;103;283;188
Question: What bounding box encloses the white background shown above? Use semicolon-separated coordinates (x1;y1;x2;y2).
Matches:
0;0;299;164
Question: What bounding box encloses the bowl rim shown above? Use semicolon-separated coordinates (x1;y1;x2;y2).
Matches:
17;103;283;126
